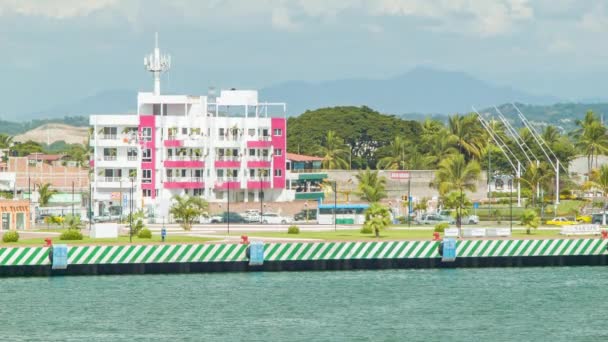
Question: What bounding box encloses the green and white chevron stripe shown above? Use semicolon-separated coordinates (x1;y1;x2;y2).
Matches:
0;239;606;267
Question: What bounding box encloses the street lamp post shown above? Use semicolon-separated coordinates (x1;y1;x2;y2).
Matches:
129;178;133;243
259;170;265;224
333;181;337;232
510;174;513;232
227;182;230;235
71;181;75;217
304;201;308;223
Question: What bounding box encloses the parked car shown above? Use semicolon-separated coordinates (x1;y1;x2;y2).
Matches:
465;215;480;224
592;213;608;224
261;213;292;224
294;209;317;221
546;217;579;226
213;212;245;223
243;210;261;223
416;214;454;225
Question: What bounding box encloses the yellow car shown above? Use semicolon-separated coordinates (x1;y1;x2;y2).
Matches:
576;215;591;223
546;217;580;226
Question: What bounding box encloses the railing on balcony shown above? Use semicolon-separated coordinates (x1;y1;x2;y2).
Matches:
249;156;271;162
101;177;121;182
166;177;203;183
258;135;271;141
216;177;239;182
102;134;117;140
218;135;240;141
248;177;271;182
127;155;138;161
166;155;202;161
103;155;117;161
216;156;240;162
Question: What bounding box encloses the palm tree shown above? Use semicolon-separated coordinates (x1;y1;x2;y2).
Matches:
316;130;350;170
37;183;57;206
377;136;408;170
520;209;540;235
355;168;387;202
518;161;554;207
363;203;392;238
0;134;13;149
169;195;209;231
448;113;486;160
432;154;481;228
575;121;608;173
427;128;458;166
589;165;608;224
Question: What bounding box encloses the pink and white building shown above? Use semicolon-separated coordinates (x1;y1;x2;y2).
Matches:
89;37;288;218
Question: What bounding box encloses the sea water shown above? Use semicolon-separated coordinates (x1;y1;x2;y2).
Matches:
1;267;607;341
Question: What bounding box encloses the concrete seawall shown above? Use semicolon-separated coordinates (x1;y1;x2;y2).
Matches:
1;238;606;277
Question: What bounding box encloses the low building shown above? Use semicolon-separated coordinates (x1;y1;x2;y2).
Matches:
0;200;31;231
285;153;327;201
4;156;89;192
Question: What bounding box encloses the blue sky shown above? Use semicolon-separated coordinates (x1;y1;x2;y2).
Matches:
1;0;608;117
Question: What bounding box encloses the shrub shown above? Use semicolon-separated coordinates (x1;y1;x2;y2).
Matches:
133;219;145;235
396;216;407;224
2;231;19;243
59;230;83;241
360;225;373;234
137;228;152;239
434;222;449;233
287;225;300;234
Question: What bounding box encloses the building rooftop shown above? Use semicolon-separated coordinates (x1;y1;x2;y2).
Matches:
286;153;324;162
26;153;65;162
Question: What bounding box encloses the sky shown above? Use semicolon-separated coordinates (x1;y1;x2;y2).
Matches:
1;0;608;118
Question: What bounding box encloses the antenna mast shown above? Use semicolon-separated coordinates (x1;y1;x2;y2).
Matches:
144;33;171;95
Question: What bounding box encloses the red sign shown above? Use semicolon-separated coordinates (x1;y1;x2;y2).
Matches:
390;171;410;180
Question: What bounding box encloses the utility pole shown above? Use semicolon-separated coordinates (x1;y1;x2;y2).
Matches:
333;181;337;232
71;181;75;217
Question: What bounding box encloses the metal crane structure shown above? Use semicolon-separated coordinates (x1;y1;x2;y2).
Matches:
512;103;566;205
473;106;522;207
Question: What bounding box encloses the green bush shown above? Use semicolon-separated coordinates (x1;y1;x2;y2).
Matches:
360;225;373;234
396;216;407;224
434;222;449;233
59;230;83;241
287;225;300;234
137;228;152;239
2;231;19;243
133;219;145;235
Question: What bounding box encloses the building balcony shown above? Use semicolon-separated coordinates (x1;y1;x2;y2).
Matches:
164;177;204;189
91;134;138;147
214;179;240;190
247;159;271;168
95;177;134;188
164;140;184;147
164;159;204;168
247;139;272;148
246;180;271;189
96;157;139;168
214;158;241;168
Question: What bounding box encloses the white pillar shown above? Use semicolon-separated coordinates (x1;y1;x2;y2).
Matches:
555;159;560;205
517;161;521;207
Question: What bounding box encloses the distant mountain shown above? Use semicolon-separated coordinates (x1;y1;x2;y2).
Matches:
13;67;568;119
260;66;560;116
23;89;136;120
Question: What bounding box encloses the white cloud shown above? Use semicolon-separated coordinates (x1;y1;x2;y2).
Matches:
548;38;574;53
271;7;299;31
578;5;608;33
0;0;118;19
368;0;534;37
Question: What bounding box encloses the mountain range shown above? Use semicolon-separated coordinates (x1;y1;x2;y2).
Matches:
13;67;566;120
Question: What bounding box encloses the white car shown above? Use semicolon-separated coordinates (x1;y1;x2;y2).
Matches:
261;213;292;224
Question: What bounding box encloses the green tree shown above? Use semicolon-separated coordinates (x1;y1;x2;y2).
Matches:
520;209;540;234
0;134;13;149
63;214;83;230
519;161;554;207
355;168;387;202
169;195;209;231
37;183;57;206
363;203;392;238
448;113;486;160
316;130;350;170
377;136;408;170
11;140;43;156
589;165;608;224
571;111;608;173
432;154;481;228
